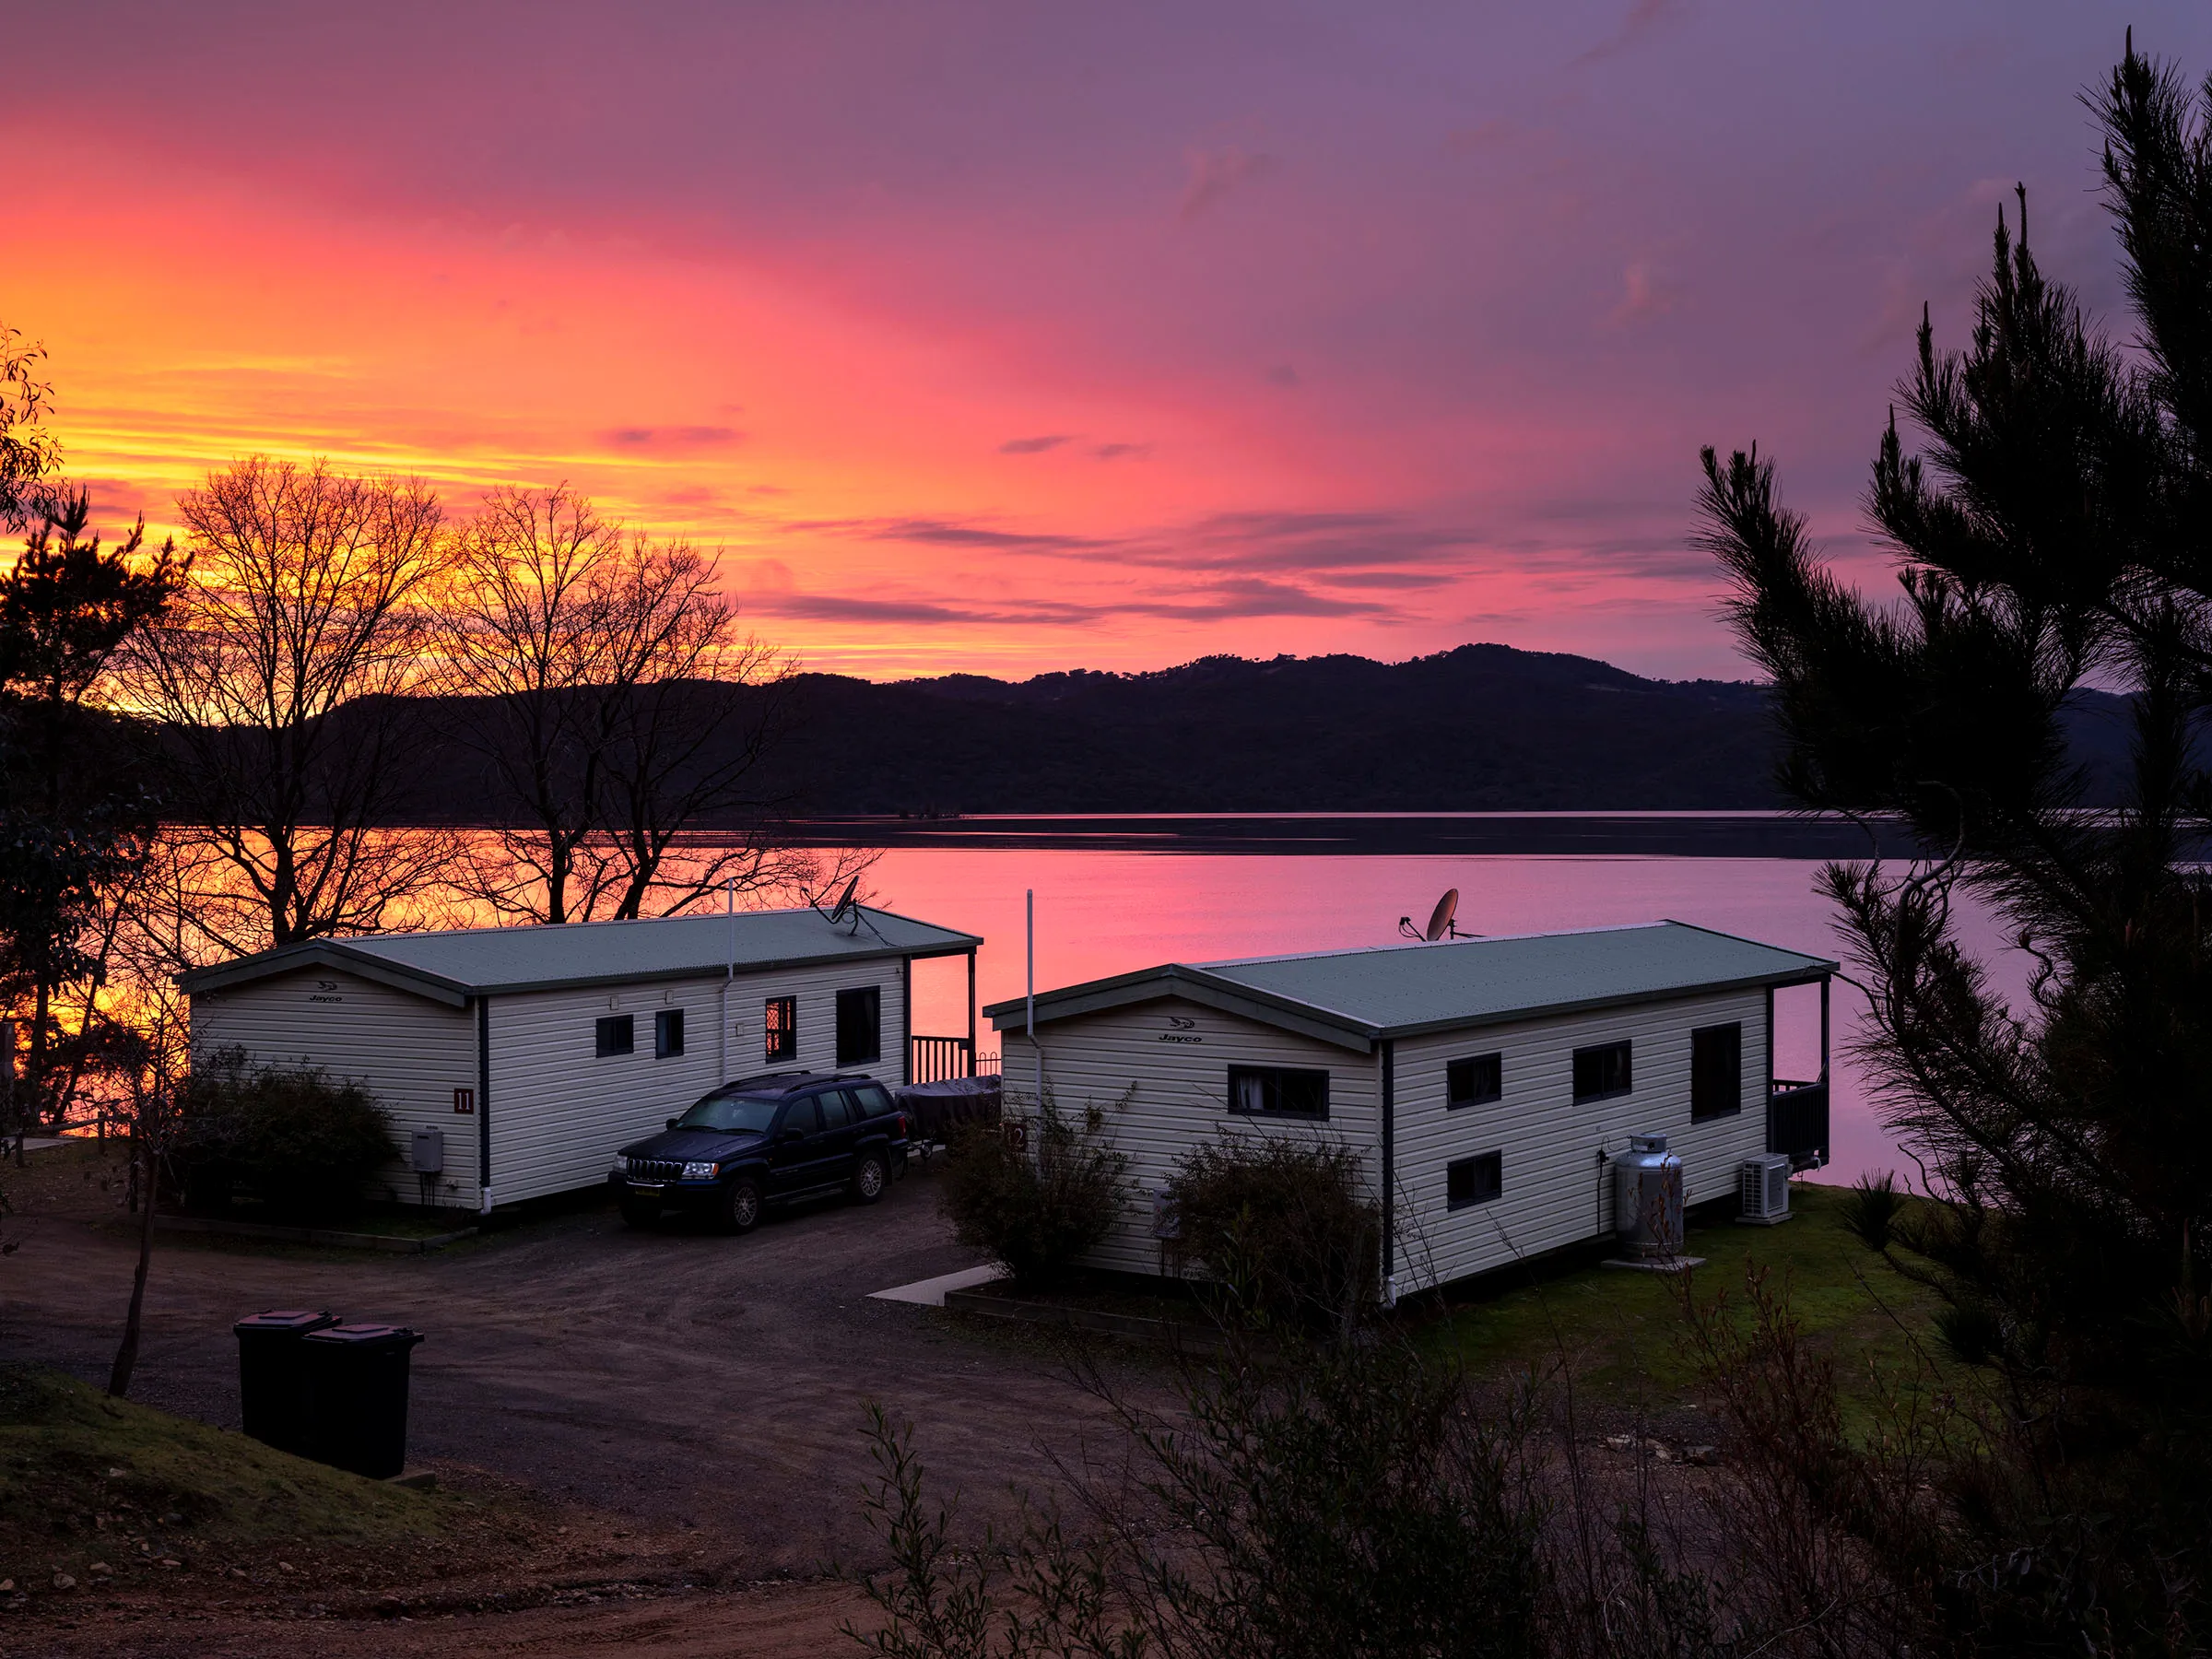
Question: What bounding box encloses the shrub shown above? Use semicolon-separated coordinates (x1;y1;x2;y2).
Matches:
937;1092;1128;1289
1164;1136;1380;1333
1840;1170;1903;1253
178;1047;397;1220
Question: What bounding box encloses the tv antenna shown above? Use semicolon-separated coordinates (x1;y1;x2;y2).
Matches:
1398;887;1474;942
827;876;861;930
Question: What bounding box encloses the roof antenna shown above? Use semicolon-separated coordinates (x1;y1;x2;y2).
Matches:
1398;887;1475;942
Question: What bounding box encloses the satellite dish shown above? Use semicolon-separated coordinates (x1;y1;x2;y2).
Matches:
1424;888;1459;942
1398;887;1474;942
828;876;861;925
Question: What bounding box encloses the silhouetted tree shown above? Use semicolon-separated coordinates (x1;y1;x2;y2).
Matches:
0;324;60;533
0;490;182;1133
121;456;454;958
1698;33;2212;1646
437;483;855;922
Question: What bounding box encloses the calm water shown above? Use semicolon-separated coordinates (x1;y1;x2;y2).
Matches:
863;842;2016;1187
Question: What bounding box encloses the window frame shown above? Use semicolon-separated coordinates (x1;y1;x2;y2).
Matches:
764;995;796;1064
1447;1150;1503;1210
594;1014;635;1058
1445;1052;1503;1110
653;1007;686;1059
1225;1064;1331;1122
835;985;883;1066
1571;1040;1633;1103
1689;1022;1743;1122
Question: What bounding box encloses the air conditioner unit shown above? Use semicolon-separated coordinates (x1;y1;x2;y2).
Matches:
1737;1154;1793;1225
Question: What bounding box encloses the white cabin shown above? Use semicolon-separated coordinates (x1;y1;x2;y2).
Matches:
987;922;1833;1296
182;906;982;1212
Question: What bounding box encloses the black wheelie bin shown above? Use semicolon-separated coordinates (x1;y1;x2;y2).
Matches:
299;1323;426;1479
232;1309;340;1455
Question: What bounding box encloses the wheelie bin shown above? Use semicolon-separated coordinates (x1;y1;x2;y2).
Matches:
299;1323;426;1479
232;1309;340;1455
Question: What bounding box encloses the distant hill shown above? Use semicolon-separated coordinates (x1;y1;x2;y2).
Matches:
752;644;1785;813
381;641;2156;819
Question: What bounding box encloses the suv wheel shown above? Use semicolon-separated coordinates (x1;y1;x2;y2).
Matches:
720;1175;764;1234
851;1151;888;1206
618;1195;659;1230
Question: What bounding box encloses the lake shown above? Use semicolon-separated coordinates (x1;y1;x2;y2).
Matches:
838;817;2014;1186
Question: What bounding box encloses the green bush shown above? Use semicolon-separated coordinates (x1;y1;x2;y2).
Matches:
937;1092;1128;1289
179;1047;397;1221
1165;1135;1380;1332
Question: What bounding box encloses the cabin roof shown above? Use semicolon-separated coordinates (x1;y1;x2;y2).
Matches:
984;922;1834;1050
179;906;982;1007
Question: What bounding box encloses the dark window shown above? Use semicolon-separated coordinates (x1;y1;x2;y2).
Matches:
853;1083;895;1118
764;995;796;1063
1227;1065;1330;1121
780;1099;821;1137
836;985;882;1065
1571;1041;1632;1102
1447;1151;1503;1210
818;1090;853;1129
595;1015;634;1057
654;1008;685;1058
1446;1053;1503;1108
1691;1023;1742;1122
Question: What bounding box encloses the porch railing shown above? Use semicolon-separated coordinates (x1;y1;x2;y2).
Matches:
911;1035;976;1083
1767;1078;1830;1171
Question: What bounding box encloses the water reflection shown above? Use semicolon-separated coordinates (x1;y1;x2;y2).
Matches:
856;846;2017;1187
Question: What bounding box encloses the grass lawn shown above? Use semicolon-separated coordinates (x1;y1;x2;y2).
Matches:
0;1364;487;1596
1420;1182;1959;1434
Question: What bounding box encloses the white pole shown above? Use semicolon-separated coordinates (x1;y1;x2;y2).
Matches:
720;878;735;1082
1027;888;1044;1112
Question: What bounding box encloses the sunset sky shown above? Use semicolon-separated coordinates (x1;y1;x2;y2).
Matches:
7;3;2201;681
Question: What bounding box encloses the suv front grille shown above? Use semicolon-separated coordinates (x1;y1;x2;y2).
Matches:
628;1159;686;1182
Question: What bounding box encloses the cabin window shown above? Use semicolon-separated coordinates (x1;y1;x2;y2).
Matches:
1572;1040;1632;1102
595;1015;634;1057
764;995;796;1063
654;1008;685;1059
836;985;882;1065
1447;1151;1502;1209
1690;1022;1742;1121
1227;1065;1329;1121
1446;1053;1502;1108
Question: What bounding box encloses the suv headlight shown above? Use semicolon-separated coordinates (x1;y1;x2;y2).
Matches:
681;1160;719;1181
609;1155;629;1175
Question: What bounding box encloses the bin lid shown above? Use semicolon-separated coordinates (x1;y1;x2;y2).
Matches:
233;1310;339;1335
301;1323;423;1348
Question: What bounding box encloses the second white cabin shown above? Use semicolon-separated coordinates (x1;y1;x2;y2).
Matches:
988;921;1834;1297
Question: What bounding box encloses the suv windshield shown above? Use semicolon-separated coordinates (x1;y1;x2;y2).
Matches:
673;1092;783;1135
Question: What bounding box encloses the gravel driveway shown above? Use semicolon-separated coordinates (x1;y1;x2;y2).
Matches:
1;1151;1127;1573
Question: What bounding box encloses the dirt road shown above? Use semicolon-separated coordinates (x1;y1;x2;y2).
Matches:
1;1153;1130;1573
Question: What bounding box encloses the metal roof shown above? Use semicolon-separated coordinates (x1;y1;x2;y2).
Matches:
180;906;982;1006
984;922;1834;1051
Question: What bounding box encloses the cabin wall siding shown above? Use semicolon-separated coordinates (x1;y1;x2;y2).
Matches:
486;959;907;1205
187;968;481;1205
1001;985;1772;1291
1388;987;1770;1289
1000;1000;1378;1277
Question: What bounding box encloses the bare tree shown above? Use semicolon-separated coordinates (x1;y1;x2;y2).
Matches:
96;945;190;1400
439;485;860;922
122;457;454;954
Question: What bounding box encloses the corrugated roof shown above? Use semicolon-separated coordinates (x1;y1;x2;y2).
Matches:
180;906;981;1005
986;922;1833;1047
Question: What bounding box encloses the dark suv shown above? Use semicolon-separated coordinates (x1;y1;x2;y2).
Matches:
609;1071;911;1232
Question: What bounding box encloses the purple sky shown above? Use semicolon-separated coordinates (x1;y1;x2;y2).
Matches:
6;2;2198;678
